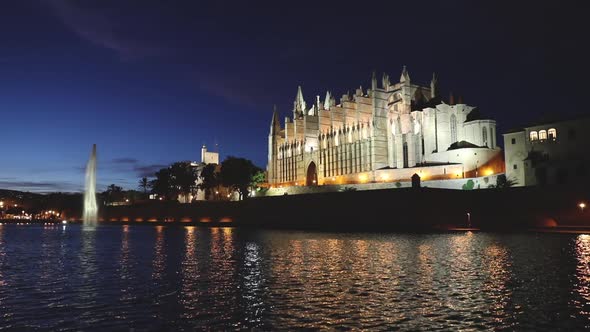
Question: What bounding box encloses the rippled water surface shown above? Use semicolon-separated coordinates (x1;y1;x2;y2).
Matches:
1;224;590;330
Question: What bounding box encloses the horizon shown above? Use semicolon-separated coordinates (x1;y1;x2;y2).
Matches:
1;1;589;193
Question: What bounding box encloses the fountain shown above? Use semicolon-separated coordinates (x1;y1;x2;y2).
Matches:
83;144;98;226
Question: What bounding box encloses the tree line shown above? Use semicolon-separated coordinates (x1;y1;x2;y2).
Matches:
102;156;264;204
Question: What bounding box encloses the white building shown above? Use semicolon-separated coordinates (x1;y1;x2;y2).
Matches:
504;115;590;186
267;67;503;188
178;145;220;202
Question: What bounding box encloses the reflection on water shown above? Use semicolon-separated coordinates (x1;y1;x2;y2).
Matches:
0;226;590;330
574;234;590;319
152;225;166;281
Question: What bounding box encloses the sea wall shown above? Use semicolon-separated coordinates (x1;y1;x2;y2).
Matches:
102;185;590;231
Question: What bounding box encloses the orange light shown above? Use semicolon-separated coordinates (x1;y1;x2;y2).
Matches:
200;217;212;223
220;217;233;223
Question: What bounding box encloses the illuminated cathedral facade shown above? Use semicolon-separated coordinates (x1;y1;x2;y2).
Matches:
267;67;502;187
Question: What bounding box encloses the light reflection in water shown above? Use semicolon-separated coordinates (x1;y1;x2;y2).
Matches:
180;226;198;319
152;225;166;281
574;234;590;317
0;225;6;288
483;243;513;324
242;241;265;326
78;227;98;311
1;227;590;330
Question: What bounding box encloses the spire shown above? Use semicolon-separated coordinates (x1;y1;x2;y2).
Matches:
270;105;281;135
400;65;410;83
357;85;364;96
294;86;306;116
382;72;390;89
430;72;438;98
324;91;331;110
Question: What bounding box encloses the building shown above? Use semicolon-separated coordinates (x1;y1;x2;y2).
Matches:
177;145;223;202
504;115;590;186
267;67;502;188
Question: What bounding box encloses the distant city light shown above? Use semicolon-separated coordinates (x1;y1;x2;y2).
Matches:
62;220;67;224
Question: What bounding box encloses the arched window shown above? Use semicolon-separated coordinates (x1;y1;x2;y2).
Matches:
548;128;557;140
450;114;457;143
482;127;488;147
530;131;538;141
539;130;547;140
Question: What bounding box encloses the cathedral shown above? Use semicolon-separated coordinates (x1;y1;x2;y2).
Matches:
267;67;502;187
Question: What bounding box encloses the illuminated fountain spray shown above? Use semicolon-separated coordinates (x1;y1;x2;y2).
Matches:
83;144;98;226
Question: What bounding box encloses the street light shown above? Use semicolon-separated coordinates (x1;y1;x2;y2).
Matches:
580;202;587;212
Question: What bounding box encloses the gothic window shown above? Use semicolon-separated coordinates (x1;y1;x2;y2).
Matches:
548;128;557;140
530;131;538;141
450;114;457;143
539;130;547;140
482;127;488;147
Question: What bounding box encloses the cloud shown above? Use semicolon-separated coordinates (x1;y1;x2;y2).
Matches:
108;157;167;177
47;1;166;60
0;180;82;193
112;158;138;164
134;164;168;178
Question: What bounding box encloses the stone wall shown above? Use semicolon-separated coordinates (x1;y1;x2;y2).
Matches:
263;174;502;196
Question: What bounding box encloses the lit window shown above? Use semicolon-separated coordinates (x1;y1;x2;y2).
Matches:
539;130;547;140
548;128;557;140
530;131;538;141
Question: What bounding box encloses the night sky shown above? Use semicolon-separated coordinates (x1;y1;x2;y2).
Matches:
1;1;588;192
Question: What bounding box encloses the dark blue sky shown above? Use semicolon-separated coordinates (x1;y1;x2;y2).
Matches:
0;1;588;192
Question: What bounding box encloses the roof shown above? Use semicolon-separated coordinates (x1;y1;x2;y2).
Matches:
506;112;590;133
447;140;482;150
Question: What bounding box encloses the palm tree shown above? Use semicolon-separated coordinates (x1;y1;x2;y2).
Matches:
138;177;149;194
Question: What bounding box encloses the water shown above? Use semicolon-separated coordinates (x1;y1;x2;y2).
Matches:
83;144;97;226
0;225;589;330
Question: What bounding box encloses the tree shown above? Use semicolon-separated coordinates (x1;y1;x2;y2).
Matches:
150;167;175;200
220;156;262;200
138;177;149;194
462;179;475;190
102;184;123;205
488;174;518;189
169;162;199;202
250;170;266;190
199;163;219;200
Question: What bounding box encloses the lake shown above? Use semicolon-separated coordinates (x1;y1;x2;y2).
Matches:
0;224;589;330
